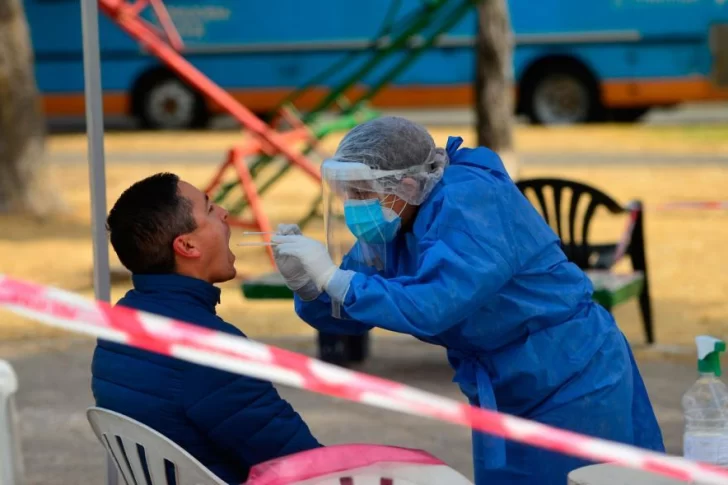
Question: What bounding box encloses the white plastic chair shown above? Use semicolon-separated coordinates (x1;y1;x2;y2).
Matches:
245;444;474;485
86;407;226;485
88;407;474;485
0;360;24;485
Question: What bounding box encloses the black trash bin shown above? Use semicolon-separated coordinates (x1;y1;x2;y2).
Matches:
317;331;370;366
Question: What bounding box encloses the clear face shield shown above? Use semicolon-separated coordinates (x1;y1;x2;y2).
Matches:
321;156;446;318
322;160;408;279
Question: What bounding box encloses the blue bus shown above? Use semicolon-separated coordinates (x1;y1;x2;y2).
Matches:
26;0;728;128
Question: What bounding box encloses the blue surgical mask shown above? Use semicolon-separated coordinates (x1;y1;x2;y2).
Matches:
344;199;401;243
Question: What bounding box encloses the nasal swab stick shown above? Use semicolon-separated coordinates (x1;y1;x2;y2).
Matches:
236;242;278;247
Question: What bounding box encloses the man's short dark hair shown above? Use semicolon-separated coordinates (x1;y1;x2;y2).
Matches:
107;172;197;274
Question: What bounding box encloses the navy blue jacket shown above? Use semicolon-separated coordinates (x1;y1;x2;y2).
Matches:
91;274;321;484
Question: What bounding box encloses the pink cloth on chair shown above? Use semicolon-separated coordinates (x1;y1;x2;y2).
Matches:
245;444;444;485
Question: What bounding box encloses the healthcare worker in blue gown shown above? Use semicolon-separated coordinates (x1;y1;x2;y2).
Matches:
271;116;665;484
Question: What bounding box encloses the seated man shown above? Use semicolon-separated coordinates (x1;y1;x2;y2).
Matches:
91;172;320;484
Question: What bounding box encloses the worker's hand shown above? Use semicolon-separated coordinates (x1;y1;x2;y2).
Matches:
272;235;339;293
276;223;302;236
273;224;321;301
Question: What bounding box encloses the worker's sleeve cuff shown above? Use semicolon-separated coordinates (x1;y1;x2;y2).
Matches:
325;269;356;303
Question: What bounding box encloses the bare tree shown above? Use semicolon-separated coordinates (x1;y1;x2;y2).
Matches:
474;0;519;179
0;0;61;215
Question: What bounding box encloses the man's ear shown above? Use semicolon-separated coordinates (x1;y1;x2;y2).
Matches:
172;234;201;259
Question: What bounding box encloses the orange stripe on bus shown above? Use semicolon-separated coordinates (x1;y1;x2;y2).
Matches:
601;76;728;107
42;93;128;116
40;77;728;117
215;85;477;113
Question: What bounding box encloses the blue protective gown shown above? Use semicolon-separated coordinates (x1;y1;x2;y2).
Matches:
295;136;665;484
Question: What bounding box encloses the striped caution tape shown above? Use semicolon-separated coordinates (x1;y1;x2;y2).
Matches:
1;274;727;484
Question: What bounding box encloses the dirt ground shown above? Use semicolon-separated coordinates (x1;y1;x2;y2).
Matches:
47;124;728;155
1;125;727;349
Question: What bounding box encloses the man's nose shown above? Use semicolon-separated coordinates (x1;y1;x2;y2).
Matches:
218;205;229;221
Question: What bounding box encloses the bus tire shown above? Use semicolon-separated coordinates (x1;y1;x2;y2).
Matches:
520;60;603;125
132;70;209;130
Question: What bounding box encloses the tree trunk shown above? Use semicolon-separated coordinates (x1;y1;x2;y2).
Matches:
0;0;61;215
474;0;519;179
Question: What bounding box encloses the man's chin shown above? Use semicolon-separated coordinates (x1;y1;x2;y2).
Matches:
218;266;237;283
207;261;237;284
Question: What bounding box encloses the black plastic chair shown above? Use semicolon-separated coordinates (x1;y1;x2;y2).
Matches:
515;178;654;344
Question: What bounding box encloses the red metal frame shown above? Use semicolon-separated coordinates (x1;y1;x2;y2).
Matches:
98;0;323;265
202;127;315;263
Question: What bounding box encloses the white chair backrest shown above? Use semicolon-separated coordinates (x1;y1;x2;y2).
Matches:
86;407;226;485
88;408;473;485
0;360;24;485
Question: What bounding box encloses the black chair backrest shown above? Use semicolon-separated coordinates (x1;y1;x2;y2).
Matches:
515;178;626;269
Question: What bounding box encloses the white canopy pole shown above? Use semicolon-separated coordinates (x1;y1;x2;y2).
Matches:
79;0;114;483
80;0;110;301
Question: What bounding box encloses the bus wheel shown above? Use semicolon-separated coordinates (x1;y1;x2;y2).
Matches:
133;72;209;130
522;63;602;125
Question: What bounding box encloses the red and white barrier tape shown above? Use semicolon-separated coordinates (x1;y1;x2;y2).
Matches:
655;201;728;211
1;274;727;484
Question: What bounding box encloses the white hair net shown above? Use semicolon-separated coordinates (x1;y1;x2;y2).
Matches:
326;116;449;206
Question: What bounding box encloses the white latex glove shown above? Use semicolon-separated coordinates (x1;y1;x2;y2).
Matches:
272;234;355;302
273;224;321;301
277;223;302;236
